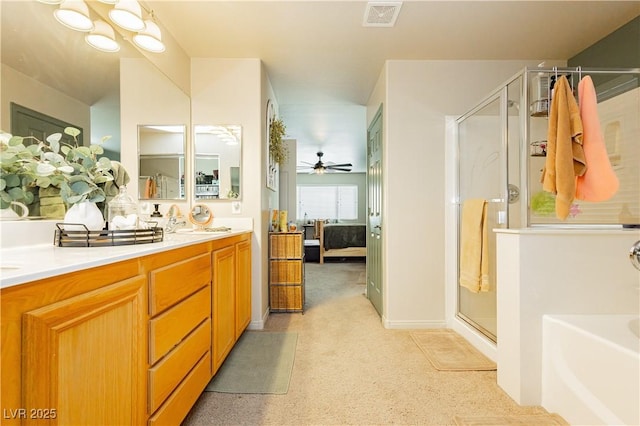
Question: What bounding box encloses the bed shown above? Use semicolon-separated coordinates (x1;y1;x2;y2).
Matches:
317;221;366;263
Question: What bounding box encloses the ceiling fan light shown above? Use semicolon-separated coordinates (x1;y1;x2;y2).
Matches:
53;0;94;32
96;0;118;3
109;0;145;31
133;20;166;53
85;20;120;52
36;0;63;4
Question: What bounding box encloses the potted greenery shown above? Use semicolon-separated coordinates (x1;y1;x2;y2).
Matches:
269;117;288;165
0;127;113;225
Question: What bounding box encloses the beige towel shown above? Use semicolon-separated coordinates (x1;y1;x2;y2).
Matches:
541;75;587;220
459;199;489;293
103;161;130;197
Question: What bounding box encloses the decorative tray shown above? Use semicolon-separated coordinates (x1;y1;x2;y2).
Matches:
54;223;163;247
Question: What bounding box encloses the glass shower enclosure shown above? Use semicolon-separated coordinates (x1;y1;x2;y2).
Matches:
456;74;523;341
455;66;639;342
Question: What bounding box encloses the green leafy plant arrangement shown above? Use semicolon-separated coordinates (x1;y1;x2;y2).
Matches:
269;117;288;165
0;127;113;209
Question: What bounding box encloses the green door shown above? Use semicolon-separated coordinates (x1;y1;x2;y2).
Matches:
367;105;383;316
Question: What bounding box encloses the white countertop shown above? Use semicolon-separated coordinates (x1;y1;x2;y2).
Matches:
0;219;252;289
494;226;640;236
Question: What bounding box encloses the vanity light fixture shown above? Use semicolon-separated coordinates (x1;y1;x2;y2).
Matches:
109;0;145;32
54;0;94;32
40;0;167;55
85;20;120;53
133;19;166;53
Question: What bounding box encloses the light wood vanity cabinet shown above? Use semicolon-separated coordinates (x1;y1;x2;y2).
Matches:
235;239;252;337
0;259;145;426
212;244;236;374
0;232;252;425
211;234;252;375
145;246;212;423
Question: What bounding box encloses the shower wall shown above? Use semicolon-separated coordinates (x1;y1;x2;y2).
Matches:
455;66;639;345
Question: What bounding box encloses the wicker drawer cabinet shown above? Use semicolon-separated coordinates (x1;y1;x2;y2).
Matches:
269;232;305;312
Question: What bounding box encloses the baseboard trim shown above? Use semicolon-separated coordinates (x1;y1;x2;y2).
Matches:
248;308;270;330
382;319;447;329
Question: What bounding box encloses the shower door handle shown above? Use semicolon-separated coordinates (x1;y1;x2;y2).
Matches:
508;184;520;204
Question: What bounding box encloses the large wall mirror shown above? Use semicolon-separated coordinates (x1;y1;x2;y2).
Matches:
2;1;190;198
138;125;186;200
194;125;242;200
0;1;140;158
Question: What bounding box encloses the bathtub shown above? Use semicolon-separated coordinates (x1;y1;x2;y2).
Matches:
542;315;640;426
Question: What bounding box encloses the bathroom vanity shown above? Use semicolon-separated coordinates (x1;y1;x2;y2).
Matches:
0;229;251;425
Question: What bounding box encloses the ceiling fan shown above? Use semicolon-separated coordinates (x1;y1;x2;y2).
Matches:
298;151;352;174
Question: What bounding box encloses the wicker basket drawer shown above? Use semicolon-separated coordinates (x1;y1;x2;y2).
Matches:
269;260;302;284
270;284;303;311
269;233;303;259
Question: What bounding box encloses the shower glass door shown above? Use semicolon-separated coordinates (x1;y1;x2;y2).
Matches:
456;91;507;342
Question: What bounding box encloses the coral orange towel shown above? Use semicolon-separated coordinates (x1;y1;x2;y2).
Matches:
144;177;156;199
459;199;490;293
575;75;619;201
541;75;587;220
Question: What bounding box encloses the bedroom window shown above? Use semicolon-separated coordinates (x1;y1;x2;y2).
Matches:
297;185;358;220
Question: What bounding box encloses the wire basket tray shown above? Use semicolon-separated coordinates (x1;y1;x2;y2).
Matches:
54;223;163;247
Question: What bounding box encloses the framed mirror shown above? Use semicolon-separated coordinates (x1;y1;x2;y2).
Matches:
194;125;242;200
138;125;186;200
188;204;214;229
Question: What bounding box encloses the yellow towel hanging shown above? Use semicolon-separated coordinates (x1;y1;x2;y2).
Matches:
459;199;490;293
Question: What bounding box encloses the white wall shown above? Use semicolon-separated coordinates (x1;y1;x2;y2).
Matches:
120;58;191;213
378;60;550;328
262;66;280;325
191;58;267;328
279;139;298;221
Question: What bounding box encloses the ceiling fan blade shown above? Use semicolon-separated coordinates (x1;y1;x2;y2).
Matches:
299;161;315;165
327;167;351;172
327;163;353;168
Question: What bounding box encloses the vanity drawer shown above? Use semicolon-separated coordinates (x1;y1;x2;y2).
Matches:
148;351;212;426
148;319;211;413
149;286;211;364
149;253;211;316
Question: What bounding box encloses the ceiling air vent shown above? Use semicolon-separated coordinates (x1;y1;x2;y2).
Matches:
363;2;402;27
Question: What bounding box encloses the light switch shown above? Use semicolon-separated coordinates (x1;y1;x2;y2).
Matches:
497;210;506;225
232;201;241;214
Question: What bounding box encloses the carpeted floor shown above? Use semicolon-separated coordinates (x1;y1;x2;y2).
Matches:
182;261;558;425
